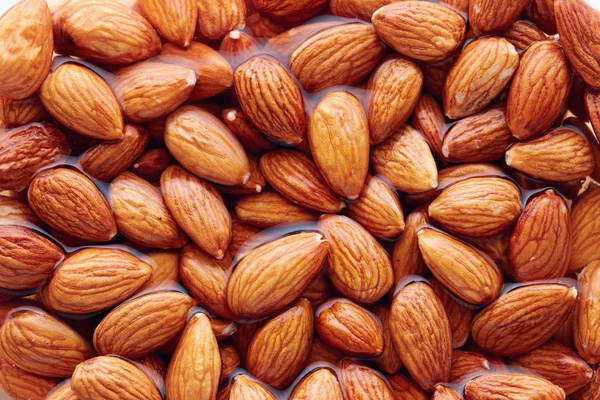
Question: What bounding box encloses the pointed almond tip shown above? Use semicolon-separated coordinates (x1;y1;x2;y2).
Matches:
226;110;237;121
569;286;578;299
255;184;262;193
215;250;225;260
430;178;438;189
338;201;346;210
442;143;449;158
186;70;197;86
242;171;251;185
347;194;359;201
505;151;513;166
230;30;241;39
315;233;325;243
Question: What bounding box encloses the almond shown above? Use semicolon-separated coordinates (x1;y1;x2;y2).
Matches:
141;250;179;290
371;304;402;374
196;0;246;40
229;374;276;400
221;108;276;156
471;283;578;356
265;20;342;58
392;208;429;286
290;368;343;400
301;274;332;307
571;363;600;400
330;0;396;20
220;30;260;68
260;149;344;213
308;336;342;365
372;2;466;62
39;62;124;140
570;186;600;272
217;156;266;195
429;277;474;349
227;232;329;318
165;105;250;186
229;218;261;257
131;149;172;182
289;23;384;93
422;55;457;101
0;195;42;227
253;0;328;22
585;87;600;145
432;385;461;400
235;191;319;228
0;96;48;129
219;344;240;383
574;260;600;364
137;0;197;47
0;0;53;100
247;299;313;389
469;0;531;36
0;308;94;377
443;37;519;119
93;291;194;358
464;373;566;400
28;168;117;242
505;127;595;182
338;358;395;400
450;350;490;382
52;0;161;65
386;373;428;400
502;20;547;52
319;215;394;304
410;94;447;162
508;189;571;282
0;354;59;400
309;90;370;199
525;0;557;34
390;282;452;392
165;312;221;399
371;125;439;194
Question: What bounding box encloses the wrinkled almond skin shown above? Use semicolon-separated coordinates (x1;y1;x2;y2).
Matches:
235;191;318;228
570;187;600;272
220;30;260;67
508;189;571;282
137;0;197;47
0;195;42;227
289;23;384;93
0;96;48;130
372;2;466;62
253;0;328;22
502;21;548;52
390;282;452;392
330;0;395;20
464;373;566;400
309;90;370;199
71;356;161;400
525;0;557;34
229;374;276;400
338;359;395;400
472;283;578;356
432;386;461;400
307;336;342;365
469;0;531;36
392;208;429;287
227;232;329;318
221;108;276;156
368;56;424;145
450;350;490;382
371;304;402;374
48;248;152;314
574;260;600;364
247;299;313;389
39;63;124;140
219;344;240;383
411;94;448;162
140;250;179;291
430;277;474;349
386;373;428;400
585;90;600;168
0;354;59;400
196;0;246;40
265;20;343;58
93;291;194;359
571;363;600;400
319;215;394;304
165;312;220;400
0;308;94;377
290;368;343;400
443;37;519;119
28;168;117;242
131;148;172;182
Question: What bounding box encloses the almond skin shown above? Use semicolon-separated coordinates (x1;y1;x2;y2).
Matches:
220;30;260;68
234;55;306;145
330;0;396;20
229;374;276;400
0;308;94;377
39;63;124;140
196;0;246;40
140;250;179;291
253;0;328;23
392;208;429;286
585;87;600;148
368;56;424;145
464;373;566;400
131;149;172;182
0;195;42;227
235;191;319;228
289;23;384;93
319;215;394;304
507;41;572;140
220;344;240;383
161;165;231;259
450;350;490;382
226;232;329;318
28;168;117;242
338;359;395;400
109;172;187;249
372;1;466;62
471;283;578;356
221;108;276;156
309;90;370;199
0;96;48;129
247;299;313;389
0;354;59;400
71;356;161;400
469;0;531;36
137;0;197;47
0;0;53;100
502;20;548;52
525;0;557;34
165;105;250;186
390;282;452;392
371;125;439;194
508;189;571;282
571;363;600;400
574;260;600;364
410;94;448;162
428;177;522;237
430;277;474;349
315;299;383;358
47;248;152;315
308;336;342;365
0;123;70;191
432;386;461;400
386;373;428;400
372;304;402;374
165;312;221;400
570;186;600;272
290;368;343;400
443;37;519;119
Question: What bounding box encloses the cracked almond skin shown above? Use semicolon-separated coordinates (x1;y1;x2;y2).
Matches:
0;354;59;400
502;21;547;52
71;356;161;400
165;312;220;400
47;248;152;315
574;260;600;364
368;56;423;145
161;165;231;258
442;105;513;163
28;168;117;242
471;283;578;356
0;195;42;227
227;232;329;318
290;368;343;400
505;127;595;182
316;299;383;358
411;94;448;162
429;177;522;237
338;359;395;400
39;63;124;140
247;299;313;389
417;228;503;305
508;189;571;282
196;0;246;40
319;215;394;304
371;304;402;374
390;282;452;392
0;308;94;377
0;0;52;100
235;191;318;228
371;125;439;194
229;374;276;400
386;373;428;400
137;0;197;47
289;23;384;93
464;373;566;400
571;363;600;400
221;108;276;156
430;277;474;349
52;0;161;65
469;0;531;36
234;55;306;145
372;1;466;62
570;187;600;272
131;149;172;182
165;105;250;186
391;208;429;285
507;41;572;140
110;172;187;249
260;149;344;213
443;37;519;119
450;350;490;382
510;341;593;394
93;291;194;359
0;96;48;129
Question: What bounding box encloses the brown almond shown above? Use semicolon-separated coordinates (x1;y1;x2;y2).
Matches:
235;191;318;228
391;208;429;286
502;20;548;52
0;353;59;400
131;148;172;182
290;368;343;400
430;277;474;349
308;336;342;365
571;363;600;400
410;94;448;162
570;186;600;272
229;218;261;257
215;156;265;195
372;304;402;374
464;373;566;400
221;108;276;156
229;374;276;400
220;30;260;68
253;0;328;23
386;373;428;400
338;359;395;400
219;344;240;383
140;250;179;290
330;0;396;20
524;0;557;34
469;0;531;36
574;260;600;364
432;385;461;400
137;0;197;47
0;96;48;129
450;350;490;382
196;0;246;40
422;54;457;102
265;20;343;58
0;195;42;227
301;274;332;307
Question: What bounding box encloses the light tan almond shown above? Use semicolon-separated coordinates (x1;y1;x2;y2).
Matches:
469;0;531;36
392;208;429;286
386;373;428;400
574;260;600;364
410;94;447;162
338;359;395;400
196;0;246;40
235;191;318;228
0;353;59;400
570;186;600;272
140;250;179;290
229;374;276;400
430;277;474;349
0;96;48;129
290;368;343;400
464;373;566;400
0;195;42;227
137;0;197;47
217;156;266;195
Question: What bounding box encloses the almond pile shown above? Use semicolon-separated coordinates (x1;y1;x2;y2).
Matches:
1;0;600;399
